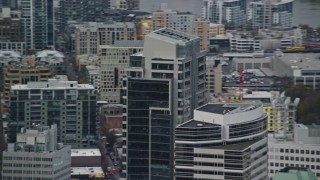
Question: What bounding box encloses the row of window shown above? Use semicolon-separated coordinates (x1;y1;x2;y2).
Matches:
279;148;320;155
3;157;52;161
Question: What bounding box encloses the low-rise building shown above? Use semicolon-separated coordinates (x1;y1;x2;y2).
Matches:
227;28;303;52
76;55;99;71
71;167;104;180
271;53;320;90
71;149;101;167
2;124;71;180
268;124;320;179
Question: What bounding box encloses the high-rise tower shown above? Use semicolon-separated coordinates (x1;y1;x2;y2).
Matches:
122;28;206;179
21;0;54;50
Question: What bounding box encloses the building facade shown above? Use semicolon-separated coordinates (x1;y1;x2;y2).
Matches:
74;22;136;56
175;103;268;180
8;78;97;148
206;56;222;94
122;28;206;180
268;124;320;179
2;124;71;180
21;0;54;50
122;78;173;180
152;9;195;35
99;41;144;103
248;0;294;28
58;0;111;30
202;0;247;28
3;57;53;112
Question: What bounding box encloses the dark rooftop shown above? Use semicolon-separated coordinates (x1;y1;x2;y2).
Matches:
197;104;237;114
178;120;219;128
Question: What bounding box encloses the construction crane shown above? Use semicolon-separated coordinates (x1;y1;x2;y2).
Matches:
238;65;244;101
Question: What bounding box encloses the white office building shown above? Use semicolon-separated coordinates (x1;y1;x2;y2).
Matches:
131;28;206;124
175;103;268;180
2;124;71;180
268;124;320;179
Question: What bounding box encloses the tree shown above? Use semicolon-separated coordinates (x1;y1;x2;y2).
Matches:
285;84;320;125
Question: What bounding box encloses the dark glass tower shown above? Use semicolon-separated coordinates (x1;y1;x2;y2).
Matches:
122;78;173;180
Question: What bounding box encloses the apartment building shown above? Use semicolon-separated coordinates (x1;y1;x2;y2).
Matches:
74;22;137;56
58;0;111;30
86;65;100;91
209;23;225;37
152;9;195;35
3;57;53;112
137;19;152;40
249;0;294;28
8;78;97;148
35;50;66;75
206;56;222;94
99;40;143;102
2;124;71;180
227;28;303;52
195;20;210;50
202;0;247;27
0;8;22;42
268;124;320;179
175;103;268;180
21;0;54;50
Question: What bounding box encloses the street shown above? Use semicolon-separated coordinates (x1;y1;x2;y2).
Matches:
99;139;121;180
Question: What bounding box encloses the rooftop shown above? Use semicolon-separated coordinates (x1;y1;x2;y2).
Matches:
276;53;320;70
214;140;258;151
178;119;220;128
197;104;237;114
71;167;104;177
11;78;94;90
152;28;198;43
273;167;317;180
71;149;101;157
196;103;261;115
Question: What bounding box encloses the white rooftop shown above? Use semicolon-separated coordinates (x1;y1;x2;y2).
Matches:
71;149;101;157
36;50;64;58
11;78;94;90
71;167;104;176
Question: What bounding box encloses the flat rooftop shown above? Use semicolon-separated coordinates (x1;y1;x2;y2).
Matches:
197;104;237;114
214;140;258;151
152;28;198;42
178;119;220;128
71;149;101;157
71;167;104;176
277;53;320;70
196;103;261;115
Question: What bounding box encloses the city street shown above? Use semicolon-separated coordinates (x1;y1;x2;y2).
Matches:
99;139;120;180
